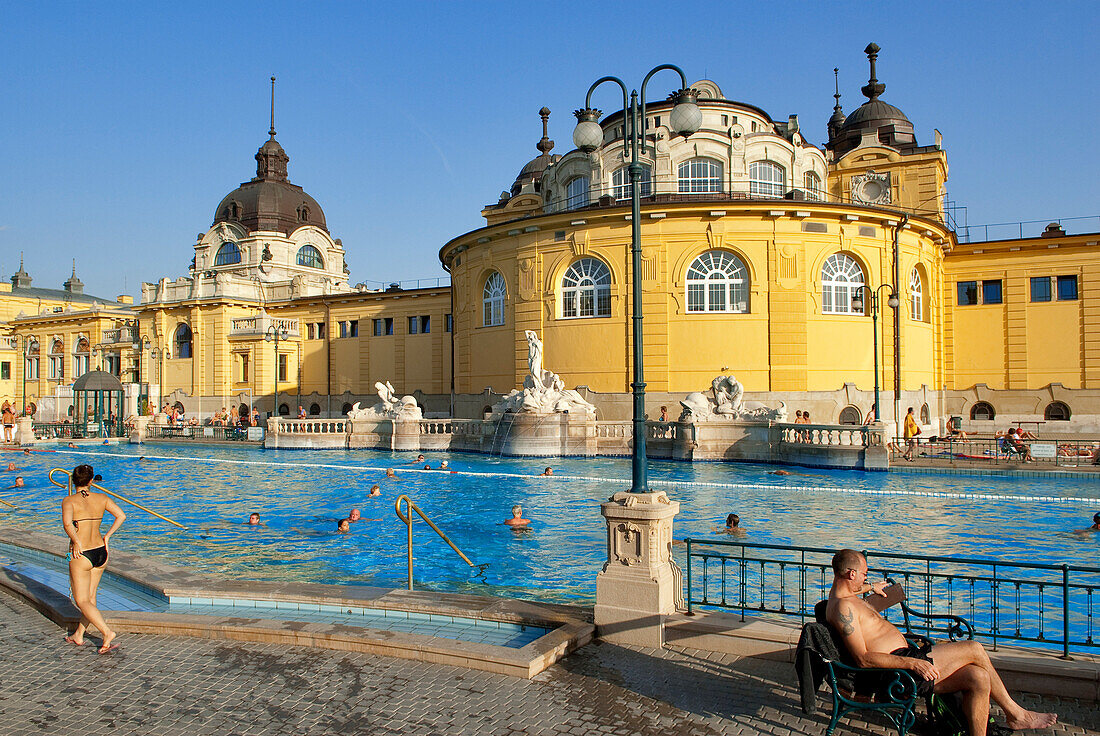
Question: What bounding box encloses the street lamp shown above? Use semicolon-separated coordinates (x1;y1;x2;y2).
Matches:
137;336;152;413
264;323;289;420
573;65;701;494
852;284;899;423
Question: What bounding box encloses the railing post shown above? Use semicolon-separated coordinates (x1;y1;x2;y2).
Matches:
685;538;693;615
1063;564;1071;660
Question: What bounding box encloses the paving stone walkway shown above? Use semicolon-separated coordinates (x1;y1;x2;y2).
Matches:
0;591;1095;736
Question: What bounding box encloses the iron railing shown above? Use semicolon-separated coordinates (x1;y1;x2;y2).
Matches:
956;215;1100;243
683;539;1100;656
144;424;257;441
910;437;1099;468
34;420;125;439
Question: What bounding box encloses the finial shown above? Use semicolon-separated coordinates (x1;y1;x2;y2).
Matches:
71;259;77;278
861;43;885;101
269;75;277;138
833;67;842;110
19;251;24;270
536;107;554;155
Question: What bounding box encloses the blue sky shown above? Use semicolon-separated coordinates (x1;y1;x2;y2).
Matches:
2;1;1097;301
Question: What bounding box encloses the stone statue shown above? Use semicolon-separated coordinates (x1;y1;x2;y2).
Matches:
491;331;596;417
345;380;421;421
677;375;785;423
711;375;744;416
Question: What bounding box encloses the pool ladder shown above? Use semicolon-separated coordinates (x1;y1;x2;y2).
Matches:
394;494;487;590
48;467;187;529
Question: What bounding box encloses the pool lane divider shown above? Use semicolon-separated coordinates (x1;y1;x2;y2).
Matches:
54;450;1100;507
0;527;593;678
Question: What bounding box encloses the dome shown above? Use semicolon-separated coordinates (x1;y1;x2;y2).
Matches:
509;107;561;197
72;370;123;392
828;43;918;157
213;134;329;236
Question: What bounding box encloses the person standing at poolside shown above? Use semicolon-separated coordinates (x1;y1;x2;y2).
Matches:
902;406;920;461
61;464;126;653
2;402;15;443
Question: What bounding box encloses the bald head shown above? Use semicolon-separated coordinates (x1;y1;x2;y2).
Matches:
832;548;865;577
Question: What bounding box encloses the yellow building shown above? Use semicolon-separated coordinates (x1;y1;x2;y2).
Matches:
3;44;1098;431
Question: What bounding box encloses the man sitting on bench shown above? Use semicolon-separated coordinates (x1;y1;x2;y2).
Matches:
826;549;1056;735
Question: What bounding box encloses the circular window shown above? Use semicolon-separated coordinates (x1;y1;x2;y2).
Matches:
1044;401;1071;421
309;403;321;416
970;402;995;421
837;406;862;425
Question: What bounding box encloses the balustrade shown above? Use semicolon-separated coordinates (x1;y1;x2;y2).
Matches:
778;422;867;447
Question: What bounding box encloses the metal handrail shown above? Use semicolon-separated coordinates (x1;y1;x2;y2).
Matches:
394;494;486;590
684;538;1100;657
48;468;187;529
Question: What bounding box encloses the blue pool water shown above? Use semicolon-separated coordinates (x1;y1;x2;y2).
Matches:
2;444;1098;605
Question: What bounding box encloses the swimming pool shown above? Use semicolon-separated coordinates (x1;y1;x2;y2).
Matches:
2;444;1098;604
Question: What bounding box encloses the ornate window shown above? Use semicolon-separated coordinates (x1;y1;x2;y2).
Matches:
25;340;39;380
482;272;506;327
214;242;242;266
909;267;924;321
1045;401;1071;421
565;176;589;210
175;324;193;359
803;171;823;200
686;251;749;313
838;406;862;425
612;165;652;200
749;161;786;198
920;403;931;424
821;253;865;314
970;401;995;421
297;245;324;269
677;158;722;193
48;339;64;380
73;337;90;378
561;258;612;319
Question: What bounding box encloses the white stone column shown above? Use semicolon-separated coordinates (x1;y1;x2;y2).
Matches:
595;490;681;648
130;416;151;444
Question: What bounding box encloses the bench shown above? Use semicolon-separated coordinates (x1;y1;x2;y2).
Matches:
796;584;974;736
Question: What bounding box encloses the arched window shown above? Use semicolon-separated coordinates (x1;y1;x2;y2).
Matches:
910;267;924;322
214;242;242;266
482;272;507;326
612;165;652;200
686;251;749;313
678;158;722;193
74;337;90;377
48;339;64;379
565;176;589;210
297;245;324;269
309;403;321;416
25;340;39;381
561;258;612;318
920;403;931;424
838;406;862;425
970;401;995;421
278;403;290;416
175;324;193;359
341;402;353;415
803;171;823;200
1045;401;1071;421
173;401;186;415
297;204;310;223
821;253;865;314
749;161;786;198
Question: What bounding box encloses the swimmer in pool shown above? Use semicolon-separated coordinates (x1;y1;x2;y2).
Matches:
1073;512;1100;534
5;463;15;472
385;468;401;480
348;508;361;523
5;476;24;489
440;461;448;469
247;513;261;525
540;467;553;476
423;464;432;470
369;485;381;497
713;513;745;535
67;443;77;448
504;504;530;528
337;518;350;533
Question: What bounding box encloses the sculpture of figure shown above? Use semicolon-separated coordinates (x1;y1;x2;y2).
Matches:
679;392;713;422
711;375;744;416
375;380;397;410
525;330;543;384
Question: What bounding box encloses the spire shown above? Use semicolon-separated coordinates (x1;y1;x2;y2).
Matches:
11;251;32;289
536;107;554;155
861;42;886;101
254;75;289;182
64;259;84;295
269;75;276;138
828;66;846;141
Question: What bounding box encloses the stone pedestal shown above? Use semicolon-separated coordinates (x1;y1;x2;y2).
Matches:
594;490;681;648
498;412;596;456
15;416;34;445
393;418;420;451
129;416;151;444
153;412;168;426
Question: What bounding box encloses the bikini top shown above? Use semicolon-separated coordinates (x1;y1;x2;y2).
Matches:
72;517;102;529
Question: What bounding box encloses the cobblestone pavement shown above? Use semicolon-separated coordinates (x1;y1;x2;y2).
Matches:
1;591;1095;736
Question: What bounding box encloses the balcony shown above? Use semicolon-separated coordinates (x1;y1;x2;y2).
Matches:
229;314;300;339
101;327;137;345
0;336;18;351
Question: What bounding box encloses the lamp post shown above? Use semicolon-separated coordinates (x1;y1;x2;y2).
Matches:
264;323;289;419
852;284;899;423
17;335;31;418
572;65;701;493
137;336;151;414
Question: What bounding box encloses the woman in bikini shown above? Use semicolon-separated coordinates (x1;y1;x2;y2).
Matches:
61;463;126;653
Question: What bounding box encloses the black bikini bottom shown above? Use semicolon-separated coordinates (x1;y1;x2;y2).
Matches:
81;546;108;568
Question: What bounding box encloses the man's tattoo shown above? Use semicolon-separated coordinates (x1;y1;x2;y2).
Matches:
838;606;855;635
